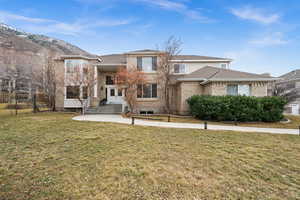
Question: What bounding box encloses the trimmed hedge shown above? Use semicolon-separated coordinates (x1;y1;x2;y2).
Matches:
187;95;287;122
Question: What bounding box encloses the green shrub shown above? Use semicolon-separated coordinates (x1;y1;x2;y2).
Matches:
187;95;287;122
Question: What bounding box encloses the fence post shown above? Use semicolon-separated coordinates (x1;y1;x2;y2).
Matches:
132;117;135;125
234;118;238;126
204;121;207;130
168;115;171;122
299;126;300;136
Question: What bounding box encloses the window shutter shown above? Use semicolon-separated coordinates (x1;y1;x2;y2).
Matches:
137;57;142;71
152;57;157;71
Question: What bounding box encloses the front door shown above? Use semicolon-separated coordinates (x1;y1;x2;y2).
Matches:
106;85;124;104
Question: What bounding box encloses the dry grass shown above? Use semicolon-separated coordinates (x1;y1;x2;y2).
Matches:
135;114;300;129
0;107;300;199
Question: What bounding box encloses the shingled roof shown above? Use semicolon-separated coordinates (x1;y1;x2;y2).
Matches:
99;50;231;65
280;69;300;80
176;66;277;83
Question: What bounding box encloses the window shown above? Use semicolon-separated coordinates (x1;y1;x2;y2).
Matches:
137;83;158;98
174;64;186;73
221;63;228;69
83;67;88;75
66;86;80;99
66;60;81;73
137;57;157;72
82;86;88;99
106;76;114;85
140;111;154;115
0;79;9;92
110;89;115;96
118;89;122;96
227;84;251;96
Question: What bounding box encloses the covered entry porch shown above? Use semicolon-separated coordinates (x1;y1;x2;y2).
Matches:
90;64;127;113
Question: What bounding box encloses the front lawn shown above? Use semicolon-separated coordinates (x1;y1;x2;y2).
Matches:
0;112;300;199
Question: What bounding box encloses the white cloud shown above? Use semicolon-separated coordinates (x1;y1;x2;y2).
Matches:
134;0;213;22
230;6;280;24
0;11;55;23
249;32;288;46
0;10;133;36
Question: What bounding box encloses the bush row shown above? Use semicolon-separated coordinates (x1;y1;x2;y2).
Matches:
187;95;287;122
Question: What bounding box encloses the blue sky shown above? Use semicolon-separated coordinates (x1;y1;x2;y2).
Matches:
1;0;300;76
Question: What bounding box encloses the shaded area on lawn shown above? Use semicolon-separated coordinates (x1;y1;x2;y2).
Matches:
0;112;299;200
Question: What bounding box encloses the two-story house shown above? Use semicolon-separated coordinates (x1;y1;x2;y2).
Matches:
54;49;277;114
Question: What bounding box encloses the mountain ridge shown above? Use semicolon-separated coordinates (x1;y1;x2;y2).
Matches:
0;23;97;57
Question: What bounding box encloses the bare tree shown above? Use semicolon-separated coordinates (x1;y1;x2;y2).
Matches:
273;83;300;102
40;51;61;111
158;36;182;113
67;62;97;114
2;65;32;115
115;67;146;113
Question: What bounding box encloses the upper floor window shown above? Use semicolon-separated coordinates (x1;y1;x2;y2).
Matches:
227;84;251;96
137;56;157;72
221;63;228;69
137;83;158;98
174;64;186;74
66;59;81;73
106;76;114;85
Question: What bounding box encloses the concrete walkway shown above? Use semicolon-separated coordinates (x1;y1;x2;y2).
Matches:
72;114;300;135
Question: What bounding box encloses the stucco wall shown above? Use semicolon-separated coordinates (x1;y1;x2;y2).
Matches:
175;81;269;114
176;82;203;115
172;62;230;74
126;54;165;113
251;82;268;97
206;82;268;96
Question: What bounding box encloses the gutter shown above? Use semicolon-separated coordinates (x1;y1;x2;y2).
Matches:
96;63;127;66
176;77;279;83
199;78;280;85
58;55;103;62
170;59;232;62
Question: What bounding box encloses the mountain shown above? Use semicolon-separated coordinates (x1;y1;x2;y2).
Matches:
0;23;97;74
0;23;94;56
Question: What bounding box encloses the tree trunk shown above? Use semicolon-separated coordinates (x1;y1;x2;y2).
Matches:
15;94;18;115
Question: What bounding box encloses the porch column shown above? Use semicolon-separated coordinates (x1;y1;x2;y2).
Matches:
94;66;98;98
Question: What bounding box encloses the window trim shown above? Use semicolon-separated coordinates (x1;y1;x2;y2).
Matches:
66;86;80;99
137;56;158;72
227;84;251;96
137;83;158;99
221;63;228;69
65;59;82;73
173;63;187;74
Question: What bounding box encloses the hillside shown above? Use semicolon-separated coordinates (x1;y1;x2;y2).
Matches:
0;23;97;74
